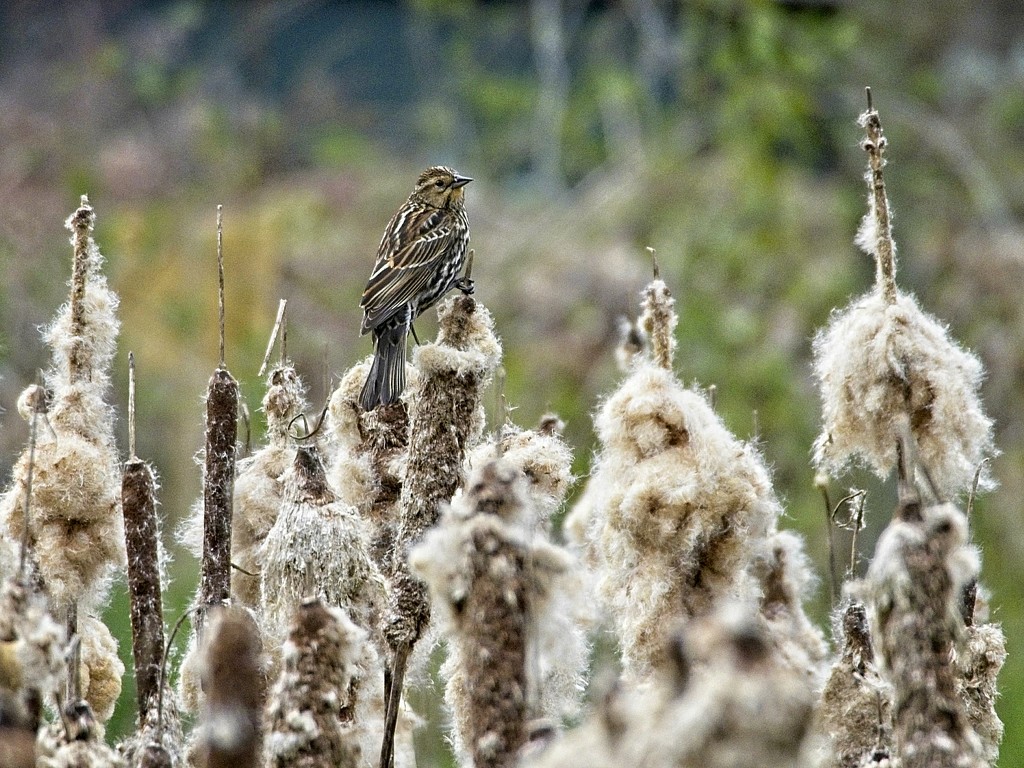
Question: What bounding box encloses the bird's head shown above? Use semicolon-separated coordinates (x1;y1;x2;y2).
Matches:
410;166;472;209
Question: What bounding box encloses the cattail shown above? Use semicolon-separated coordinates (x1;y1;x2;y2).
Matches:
191;605;265;768
199;366;238;623
569;272;780;681
36;700;125;768
122;430;166;721
381;294;501;768
264;599;366;768
259;445;385;649
231;364;307;608
412;458;575;768
0;577;66;732
78;614;125;727
178;378;240;714
178;208;242;711
326;360;404;576
525;607;815;768
751;530;829;685
628;607;815;768
866;500;987;767
198;206;240;631
466;419;589;724
953;606;1006;765
812;96;995;498
815;599;895;768
467;416;575;531
260;445;403;766
0;197;125;614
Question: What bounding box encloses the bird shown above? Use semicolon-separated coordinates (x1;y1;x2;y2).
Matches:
359;165;473;411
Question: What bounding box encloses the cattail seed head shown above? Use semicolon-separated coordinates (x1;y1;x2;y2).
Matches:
1;200;124;612
260;446;386;651
866;502;987;767
228;365;307;608
812;290;995;497
192;605;266;768
264;599;366;768
575;363;778;680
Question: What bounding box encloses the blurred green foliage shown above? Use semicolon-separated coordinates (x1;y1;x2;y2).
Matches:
1;1;1023;765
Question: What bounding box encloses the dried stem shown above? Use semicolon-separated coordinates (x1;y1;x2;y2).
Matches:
965;458;990;522
17;384;44;581
217;205;226;368
816;477;839;602
122;456;165;718
861;87;897;304
258;299;288;377
648;246;659;279
869;503;985;767
358;404;409;576
462;529;530;768
128;352;137;459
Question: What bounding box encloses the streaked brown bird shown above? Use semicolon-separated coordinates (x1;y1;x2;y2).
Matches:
359;165;473;410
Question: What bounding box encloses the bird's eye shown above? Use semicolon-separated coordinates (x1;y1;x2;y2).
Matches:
435;179;445;188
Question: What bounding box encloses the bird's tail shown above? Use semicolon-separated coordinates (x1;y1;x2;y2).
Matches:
360;323;407;411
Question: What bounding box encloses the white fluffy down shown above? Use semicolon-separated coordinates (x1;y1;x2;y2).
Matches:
813;289;995;497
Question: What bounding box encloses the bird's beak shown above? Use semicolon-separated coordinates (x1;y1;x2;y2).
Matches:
451;175;473;189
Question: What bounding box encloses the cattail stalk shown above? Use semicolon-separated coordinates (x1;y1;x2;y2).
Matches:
861;88;897;304
199;208;238;631
260;445;385;648
122;458;164;717
67;198;94;382
568;270;783;682
812;94;995;497
448;506;530;768
230;362;306;609
199;368;238;628
381;294;501;768
412;458;580;768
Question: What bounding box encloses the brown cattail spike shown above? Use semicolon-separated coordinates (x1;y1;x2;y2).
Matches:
195;605;265;768
122;457;165;719
199;368;238;630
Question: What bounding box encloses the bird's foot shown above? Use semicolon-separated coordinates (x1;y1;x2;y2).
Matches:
454;276;475;295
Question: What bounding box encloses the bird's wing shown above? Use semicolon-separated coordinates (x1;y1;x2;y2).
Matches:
360;205;457;332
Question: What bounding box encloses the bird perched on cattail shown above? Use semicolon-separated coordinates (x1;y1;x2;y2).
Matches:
359;165;474;410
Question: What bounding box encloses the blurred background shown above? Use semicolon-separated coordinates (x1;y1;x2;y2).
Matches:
1;0;1023;763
